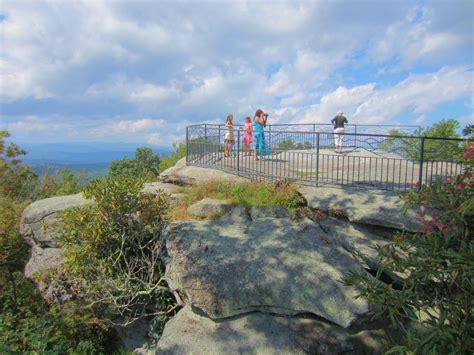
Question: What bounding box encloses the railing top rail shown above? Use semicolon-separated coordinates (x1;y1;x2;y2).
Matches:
187;123;468;142
191;123;421;128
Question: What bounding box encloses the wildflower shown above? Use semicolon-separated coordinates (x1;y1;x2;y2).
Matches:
419;219;432;233
434;222;448;233
463;151;473;160
455;182;466;190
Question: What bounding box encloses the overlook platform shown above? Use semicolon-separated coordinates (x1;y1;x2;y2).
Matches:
186;124;468;191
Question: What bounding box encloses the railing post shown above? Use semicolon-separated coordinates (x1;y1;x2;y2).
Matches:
204;124;208;141
354;124;357;147
237;129;240;176
315;132;320;187
312;124;316;149
186;126;189;166
418;137;425;190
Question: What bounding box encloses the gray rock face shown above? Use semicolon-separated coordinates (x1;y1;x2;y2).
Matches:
20;193;92;247
299;186;421;232
20;193;92;301
160;158;247;185
187;198;233;218
165;207;370;328
24;245;64;279
250;205;291;219
157;306;386;354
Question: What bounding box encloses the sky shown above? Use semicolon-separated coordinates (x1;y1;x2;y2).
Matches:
0;0;473;146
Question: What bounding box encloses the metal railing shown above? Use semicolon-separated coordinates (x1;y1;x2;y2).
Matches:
186;124;469;191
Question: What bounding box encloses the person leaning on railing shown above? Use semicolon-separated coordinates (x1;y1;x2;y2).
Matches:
253;109;271;161
224;114;235;157
331;111;348;154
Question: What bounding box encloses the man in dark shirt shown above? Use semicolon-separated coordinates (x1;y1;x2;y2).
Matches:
331;111;348;153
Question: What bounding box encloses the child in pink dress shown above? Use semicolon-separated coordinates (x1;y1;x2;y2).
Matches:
241;116;253;151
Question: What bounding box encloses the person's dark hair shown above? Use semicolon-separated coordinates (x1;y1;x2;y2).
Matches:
226;114;233;125
255;109;263;118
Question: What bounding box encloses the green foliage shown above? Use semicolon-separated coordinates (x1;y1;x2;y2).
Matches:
38;167;83;199
343;143;474;353
277;139;312;150
0;131;114;353
462;124;474;138
382;119;463;161
0;130;39;200
59;176;174;326
108;146;161;181
0;272;120;353
179;180;304;210
0;197;30;277
158;142;186;172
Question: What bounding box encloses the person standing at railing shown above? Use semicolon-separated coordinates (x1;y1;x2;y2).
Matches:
253;109;270;161
240;115;253;154
331;111;348;154
224;114;235;157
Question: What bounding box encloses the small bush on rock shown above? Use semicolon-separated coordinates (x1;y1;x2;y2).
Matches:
172;180;304;220
343;143;474;353
59;176;175;327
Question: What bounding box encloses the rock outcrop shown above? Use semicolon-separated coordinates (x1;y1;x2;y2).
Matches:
159;157;247;185
20;160;419;353
157;306;386;354
20;193;92;283
299;185;421;232
164;205;380;328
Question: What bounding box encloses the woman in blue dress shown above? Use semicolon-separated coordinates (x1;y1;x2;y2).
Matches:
252;109;271;161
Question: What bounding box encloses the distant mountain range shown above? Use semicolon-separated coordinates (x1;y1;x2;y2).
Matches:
15;141;174;180
18;141;172;164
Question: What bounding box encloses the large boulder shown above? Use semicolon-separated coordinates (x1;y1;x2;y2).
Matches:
157;306;386;354
165;206;372;328
299;186;421;232
20;193;93;301
187;198;233;218
159;158;247;185
20;193;92;247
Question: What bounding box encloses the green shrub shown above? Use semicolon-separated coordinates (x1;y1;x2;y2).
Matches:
0;272;120;353
0;132;125;352
343;142;474;353
382;119;463;161
59;176;174;327
108;147;161;181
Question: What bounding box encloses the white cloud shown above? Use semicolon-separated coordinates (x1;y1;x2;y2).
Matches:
86;76;180;103
5;115;72;131
274;66;472;125
0;0;472;144
369;3;472;67
90;118;165;137
353;66;472;123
